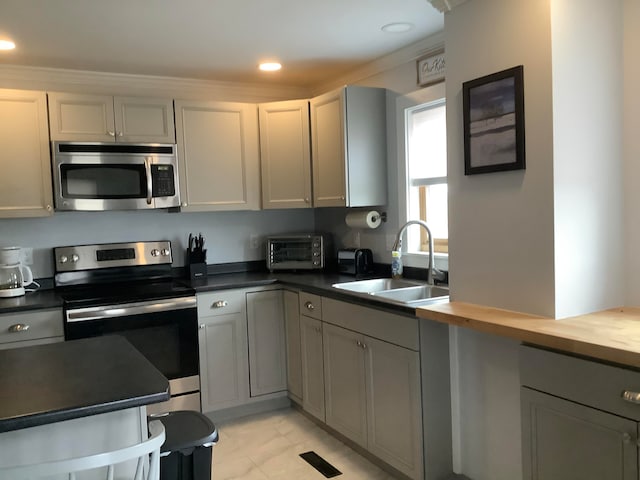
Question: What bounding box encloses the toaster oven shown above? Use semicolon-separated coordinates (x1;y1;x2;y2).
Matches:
267;235;324;271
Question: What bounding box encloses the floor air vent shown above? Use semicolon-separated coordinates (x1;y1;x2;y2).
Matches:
299;451;342;478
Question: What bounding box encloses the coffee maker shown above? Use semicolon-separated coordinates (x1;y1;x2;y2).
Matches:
0;247;34;298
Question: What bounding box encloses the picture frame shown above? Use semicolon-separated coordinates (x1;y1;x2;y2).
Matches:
417;48;445;87
462;65;525;175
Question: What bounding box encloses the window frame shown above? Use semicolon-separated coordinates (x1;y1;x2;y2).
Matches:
395;83;448;270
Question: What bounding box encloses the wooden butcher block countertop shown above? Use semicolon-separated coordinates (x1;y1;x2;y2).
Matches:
416;302;640;369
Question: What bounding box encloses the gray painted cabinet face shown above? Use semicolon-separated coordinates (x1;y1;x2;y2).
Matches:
300;314;325;421
521;387;637;480
283;290;303;402
309;86;387;208
174;100;260;211
48;93;175;143
0;89;53;218
0;308;63;349
198;290;249;412
323;322;368;447
259;100;312;209
246;290;287;396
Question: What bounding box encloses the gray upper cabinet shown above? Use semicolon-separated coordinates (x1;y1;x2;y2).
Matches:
309;85;387;207
174;100;260;212
48;93;175;143
0;89;54;218
259;100;312;209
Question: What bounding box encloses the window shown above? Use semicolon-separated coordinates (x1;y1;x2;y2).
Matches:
405;98;448;254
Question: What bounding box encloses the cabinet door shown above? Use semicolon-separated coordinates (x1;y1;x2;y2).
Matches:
259;100;312;209
198;313;249;412
521;387;637;480
310;89;347;207
323;322;367;448
175;100;260;211
246;290;287;397
48;92;116;142
0;89;54;217
365;336;423;480
114;96;175;143
300;315;325;421
284;290;303;402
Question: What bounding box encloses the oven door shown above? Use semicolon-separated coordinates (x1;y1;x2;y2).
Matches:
64;297;199;406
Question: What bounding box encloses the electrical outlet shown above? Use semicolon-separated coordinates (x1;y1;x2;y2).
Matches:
249;235;260;249
21;247;33;265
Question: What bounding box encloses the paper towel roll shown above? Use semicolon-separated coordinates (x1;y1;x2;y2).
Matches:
345;210;382;229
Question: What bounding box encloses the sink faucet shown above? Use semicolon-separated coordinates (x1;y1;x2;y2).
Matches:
392;220;446;285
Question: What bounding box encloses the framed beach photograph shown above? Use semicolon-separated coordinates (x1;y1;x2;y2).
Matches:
463;65;525;175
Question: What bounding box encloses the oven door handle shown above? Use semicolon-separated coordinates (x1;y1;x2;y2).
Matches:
66;297;196;322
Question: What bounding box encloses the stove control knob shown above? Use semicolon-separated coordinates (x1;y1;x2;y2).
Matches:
151;249;160;257
71;254;79;263
161;249;170;256
59;255;68;264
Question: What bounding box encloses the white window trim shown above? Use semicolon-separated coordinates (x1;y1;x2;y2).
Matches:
395;83;447;271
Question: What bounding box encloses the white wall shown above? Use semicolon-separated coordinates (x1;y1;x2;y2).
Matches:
551;0;624;318
0;209;314;278
445;0;556;317
624;0;640;304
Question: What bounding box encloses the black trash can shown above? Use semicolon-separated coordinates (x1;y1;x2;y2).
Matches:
151;410;219;480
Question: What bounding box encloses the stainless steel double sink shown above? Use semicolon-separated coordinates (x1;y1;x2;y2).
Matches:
332;277;449;307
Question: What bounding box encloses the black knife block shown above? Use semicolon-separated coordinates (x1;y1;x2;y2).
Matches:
187;262;207;281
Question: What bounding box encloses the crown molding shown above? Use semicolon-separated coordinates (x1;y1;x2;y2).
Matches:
427;0;470;13
310;31;445;95
0;64;311;102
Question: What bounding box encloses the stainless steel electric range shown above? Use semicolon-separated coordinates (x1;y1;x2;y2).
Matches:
54;240;200;414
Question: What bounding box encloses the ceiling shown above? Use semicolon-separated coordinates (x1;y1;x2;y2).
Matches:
0;0;443;88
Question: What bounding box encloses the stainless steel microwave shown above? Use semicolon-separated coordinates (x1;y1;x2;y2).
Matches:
51;141;181;211
267;235;325;271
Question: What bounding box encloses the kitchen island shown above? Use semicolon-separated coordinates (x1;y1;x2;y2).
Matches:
0;335;169;470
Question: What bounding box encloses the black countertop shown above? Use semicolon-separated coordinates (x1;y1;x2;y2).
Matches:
0;269;431;317
0;335;169;433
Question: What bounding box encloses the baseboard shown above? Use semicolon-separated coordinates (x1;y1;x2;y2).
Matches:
202;395;291;423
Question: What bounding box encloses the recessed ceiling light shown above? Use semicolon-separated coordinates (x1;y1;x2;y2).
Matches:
0;40;16;50
259;62;282;72
381;22;414;33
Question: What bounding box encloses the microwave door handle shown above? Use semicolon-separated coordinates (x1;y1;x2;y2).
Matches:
144;157;153;205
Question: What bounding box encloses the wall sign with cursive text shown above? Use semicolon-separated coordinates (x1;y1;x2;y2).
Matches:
417;49;445;87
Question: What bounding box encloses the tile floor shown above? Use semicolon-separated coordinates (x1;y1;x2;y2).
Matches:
212;407;401;480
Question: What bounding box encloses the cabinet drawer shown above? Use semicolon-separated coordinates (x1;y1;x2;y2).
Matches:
0;309;63;345
520;344;640;420
322;298;419;351
197;290;245;316
299;292;322;319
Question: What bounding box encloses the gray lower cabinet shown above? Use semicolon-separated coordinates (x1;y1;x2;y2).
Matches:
283;290;303;403
322;298;423;480
198;289;249;412
323;322;367;447
300;314;325;421
0;308;63;350
520;345;640;480
246;290;287;396
521;387;637;480
198;287;286;414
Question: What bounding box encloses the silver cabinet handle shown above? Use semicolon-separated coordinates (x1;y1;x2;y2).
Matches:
199;324;205;329
107;130;115;137
118;131;123;137
622;391;640;404
305;301;315;311
8;324;30;333
314;326;321;334
622;432;632;444
212;300;228;308
355;340;366;349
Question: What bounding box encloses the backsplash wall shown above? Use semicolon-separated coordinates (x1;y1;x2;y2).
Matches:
0;209;315;278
